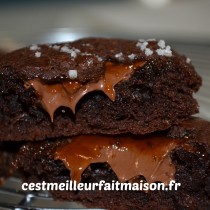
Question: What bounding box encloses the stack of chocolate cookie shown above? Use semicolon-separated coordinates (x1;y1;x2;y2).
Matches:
0;38;209;209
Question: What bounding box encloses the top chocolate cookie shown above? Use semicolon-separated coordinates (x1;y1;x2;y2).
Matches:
0;38;201;141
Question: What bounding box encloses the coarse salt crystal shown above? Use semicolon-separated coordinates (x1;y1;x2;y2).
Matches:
145;48;153;56
60;46;80;58
71;51;77;58
156;49;165;56
136;42;141;47
164;46;172;57
35;51;41;58
128;53;136;60
75;49;81;53
157;40;165;49
52;45;60;50
115;52;123;57
68;70;78;79
164;51;172;57
165;45;171;51
156;44;172;57
60;46;71;53
186;57;191;63
30;44;40;51
141;42;148;51
115;52;124;61
136;41;148;51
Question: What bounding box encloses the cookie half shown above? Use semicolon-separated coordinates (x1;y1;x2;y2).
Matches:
0;38;201;141
14;118;210;209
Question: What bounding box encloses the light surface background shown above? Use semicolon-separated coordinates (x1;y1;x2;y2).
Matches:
0;0;210;46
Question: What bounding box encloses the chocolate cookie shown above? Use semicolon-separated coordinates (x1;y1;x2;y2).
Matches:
14;118;210;210
0;38;201;141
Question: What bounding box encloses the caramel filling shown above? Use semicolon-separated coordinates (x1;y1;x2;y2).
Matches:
54;135;182;185
27;61;146;121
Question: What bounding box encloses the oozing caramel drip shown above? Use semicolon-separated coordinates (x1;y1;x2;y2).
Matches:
54;135;181;185
28;61;146;121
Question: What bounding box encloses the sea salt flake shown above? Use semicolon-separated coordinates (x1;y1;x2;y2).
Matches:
145;48;153;56
156;42;172;57
186;57;191;63
157;40;166;49
70;51;77;58
52;45;60;50
156;49;165;56
68;70;78;79
60;46;71;53
128;53;136;60
136;41;148;51
60;46;80;58
30;44;40;51
164;51;172;57
164;46;172;57
141;42;148;51
165;45;171;51
136;42;141;47
115;52;124;61
75;49;81;53
35;51;41;58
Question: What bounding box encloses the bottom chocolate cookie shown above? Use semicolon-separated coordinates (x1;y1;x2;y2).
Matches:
14;118;210;210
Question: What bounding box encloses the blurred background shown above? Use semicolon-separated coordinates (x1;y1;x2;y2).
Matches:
0;0;210;50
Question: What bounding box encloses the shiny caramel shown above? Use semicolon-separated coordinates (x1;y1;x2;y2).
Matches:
54;135;182;185
27;61;146;121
